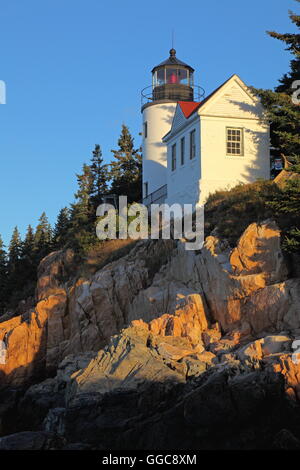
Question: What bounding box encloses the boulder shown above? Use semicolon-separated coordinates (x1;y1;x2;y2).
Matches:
132;293;208;349
202;324;222;348
261;335;292;356
67;326;187;402
230;220;289;282
236;340;263;362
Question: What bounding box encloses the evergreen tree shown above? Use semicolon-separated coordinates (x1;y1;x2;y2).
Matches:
70;163;96;250
74;164;94;208
90;145;109;207
0;235;8;311
53;207;71;249
34;212;52;260
6;226;23;303
254;2;300;172
253;1;300;253
110;124;142;203
8;227;22;274
20;225;36;281
23;225;35;257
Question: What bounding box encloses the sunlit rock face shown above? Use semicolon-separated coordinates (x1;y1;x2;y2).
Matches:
0;240;175;386
1;219;300;449
0;220;299;389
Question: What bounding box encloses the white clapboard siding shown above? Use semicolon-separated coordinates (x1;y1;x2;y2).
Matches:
201;81;262;119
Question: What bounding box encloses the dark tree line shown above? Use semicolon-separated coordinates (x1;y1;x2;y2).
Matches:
0;124;142;313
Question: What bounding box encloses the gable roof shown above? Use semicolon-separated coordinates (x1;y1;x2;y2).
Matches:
198;74;260;114
163;74;263;141
178;101;201;119
177;75;238;120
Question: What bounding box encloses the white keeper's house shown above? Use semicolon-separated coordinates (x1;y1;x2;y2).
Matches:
141;49;270;207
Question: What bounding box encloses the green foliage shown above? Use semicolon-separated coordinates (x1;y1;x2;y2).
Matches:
284;227;300;252
8;226;22;274
205;181;279;246
205;177;300;256
1;219;54;313
53;207;71;249
90;144;109;207
0;123;143;313
253;3;300;171
252;1;300;253
266;178;300;253
34;212;52;262
0;236;8;311
69;162;98;253
21;225;37;281
110;124;142;203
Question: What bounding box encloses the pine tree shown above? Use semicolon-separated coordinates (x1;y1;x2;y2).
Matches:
90;145;109;207
0;235;8;312
253;2;300;172
8;227;22;274
74;164;94;207
70;163;97;251
20;225;36;281
270;6;300;95
252;1;300;254
34;212;52;260
53;207;71;249
23;225;35;257
71;163;94;228
110;124;142;203
6;226;23;303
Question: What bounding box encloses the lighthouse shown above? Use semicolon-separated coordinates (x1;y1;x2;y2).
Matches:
141;49;202;204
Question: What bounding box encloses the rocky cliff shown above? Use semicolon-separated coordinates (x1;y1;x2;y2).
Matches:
0;219;300;449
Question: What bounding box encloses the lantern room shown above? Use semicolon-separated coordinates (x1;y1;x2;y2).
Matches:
151;48;195;102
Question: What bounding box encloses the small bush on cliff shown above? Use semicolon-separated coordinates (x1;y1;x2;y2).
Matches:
205;180;279;245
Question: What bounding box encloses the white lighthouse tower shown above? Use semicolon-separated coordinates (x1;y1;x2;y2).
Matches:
141;49;201;204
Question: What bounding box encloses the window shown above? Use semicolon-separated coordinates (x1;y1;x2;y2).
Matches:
178;69;188;85
166;69;179;84
190;130;196;159
157;68;165;85
180;137;185;165
144;182;148;198
171;144;177;171
144;122;148;138
226;128;244;156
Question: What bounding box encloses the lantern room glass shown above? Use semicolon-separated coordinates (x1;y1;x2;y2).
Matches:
153;68;193;88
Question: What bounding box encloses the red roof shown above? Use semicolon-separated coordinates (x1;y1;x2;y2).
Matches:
178;101;201;118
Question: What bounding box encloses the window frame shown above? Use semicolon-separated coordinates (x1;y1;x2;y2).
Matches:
190;129;196;160
226;127;244;156
171;143;177;171
144;122;148;139
180;137;185;165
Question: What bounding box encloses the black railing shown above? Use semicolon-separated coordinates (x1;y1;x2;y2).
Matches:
143;184;167;207
141;84;205;107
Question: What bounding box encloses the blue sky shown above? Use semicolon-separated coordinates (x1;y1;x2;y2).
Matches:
0;0;298;246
